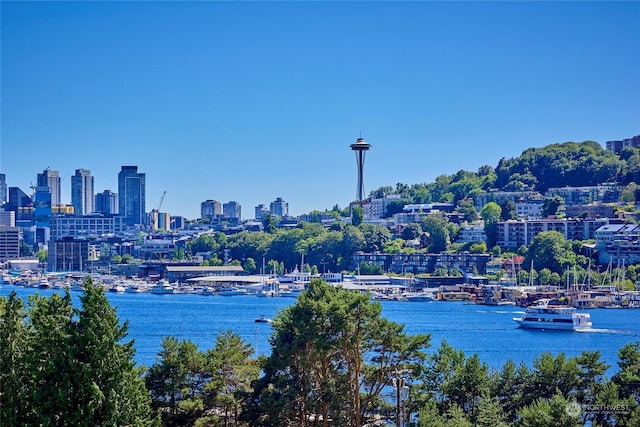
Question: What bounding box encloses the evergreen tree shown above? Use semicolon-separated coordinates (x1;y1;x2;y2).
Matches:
244;279;430;426
70;279;153;426
0;292;31;425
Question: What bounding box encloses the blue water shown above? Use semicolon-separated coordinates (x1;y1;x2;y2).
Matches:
2;285;639;373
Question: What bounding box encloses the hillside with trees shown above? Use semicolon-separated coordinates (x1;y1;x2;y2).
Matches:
369;140;637;207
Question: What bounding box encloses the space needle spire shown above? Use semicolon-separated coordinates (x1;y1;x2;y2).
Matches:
350;136;371;201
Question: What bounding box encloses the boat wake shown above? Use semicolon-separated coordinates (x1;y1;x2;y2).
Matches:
577;328;640;336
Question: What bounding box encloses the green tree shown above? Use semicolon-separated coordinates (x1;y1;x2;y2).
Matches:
421;213;451;253
262;213;278;234
475;395;508;427
19;242;33;257
0;281;153;426
518;392;581;427
147;336;208;425
351;205;364;226
359;223;392;253
456;198;478;223
480;202;501;248
71;279;153;425
525;231;576;275
207;330;258;426
35;249;48;264
612;342;640;407
26;291;75;425
245;279;430;426
0;292;31;425
243;257;257;274
542;196;564;218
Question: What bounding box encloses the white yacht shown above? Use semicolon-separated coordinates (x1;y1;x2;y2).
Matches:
279;285;304;298
403;290;436;302
150;280;176;295
513;299;592;331
218;286;248;296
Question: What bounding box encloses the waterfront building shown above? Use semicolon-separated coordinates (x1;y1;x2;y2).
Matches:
594;223;640;265
270;197;288;217
223;201;241;221
37;168;61;207
201;199;222;220
49;214;127;240
0;226;20;261
0;173;6;205
95;190;118;215
71;168;94;215
138;236;176;260
118;166;146;227
48;236;89;272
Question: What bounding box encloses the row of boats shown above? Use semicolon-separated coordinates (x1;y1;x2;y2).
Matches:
0;271;599;332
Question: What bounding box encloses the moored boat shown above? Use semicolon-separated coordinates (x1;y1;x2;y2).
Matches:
150;280;176;295
218;286;248;296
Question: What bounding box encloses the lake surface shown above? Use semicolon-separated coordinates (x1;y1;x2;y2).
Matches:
3;285;640;373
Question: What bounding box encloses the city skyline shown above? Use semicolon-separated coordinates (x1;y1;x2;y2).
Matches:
1;1;638;220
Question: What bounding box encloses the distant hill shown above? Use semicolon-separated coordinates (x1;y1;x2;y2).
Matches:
370;140;640;205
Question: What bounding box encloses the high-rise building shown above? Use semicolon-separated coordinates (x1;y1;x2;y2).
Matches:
95;190;118;215
118;166;146;226
223;201;241;220
71;168;94;215
270;197;288;217
34;185;52;226
7;187;31;212
0;173;7;205
254;204;269;221
0;226;20;261
0;211;15;227
37;168;61;207
350;137;371;201
201;200;222;220
47;237;89;272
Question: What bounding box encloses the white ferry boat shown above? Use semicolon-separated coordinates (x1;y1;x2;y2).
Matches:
513;299;592;331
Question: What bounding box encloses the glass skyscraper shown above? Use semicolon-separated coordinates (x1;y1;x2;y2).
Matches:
118;166;146;226
71;168;94;215
37;168;61;207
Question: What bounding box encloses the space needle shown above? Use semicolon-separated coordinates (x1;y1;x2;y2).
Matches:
350;136;371;201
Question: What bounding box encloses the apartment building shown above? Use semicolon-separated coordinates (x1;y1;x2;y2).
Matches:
0;226;20;262
496;218;610;248
49;214;127;240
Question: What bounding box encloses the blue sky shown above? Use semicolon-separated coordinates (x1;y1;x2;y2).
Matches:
1;1;638;220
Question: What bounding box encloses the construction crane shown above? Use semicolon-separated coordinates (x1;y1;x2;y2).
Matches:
157;190;167;212
151;191;167;235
